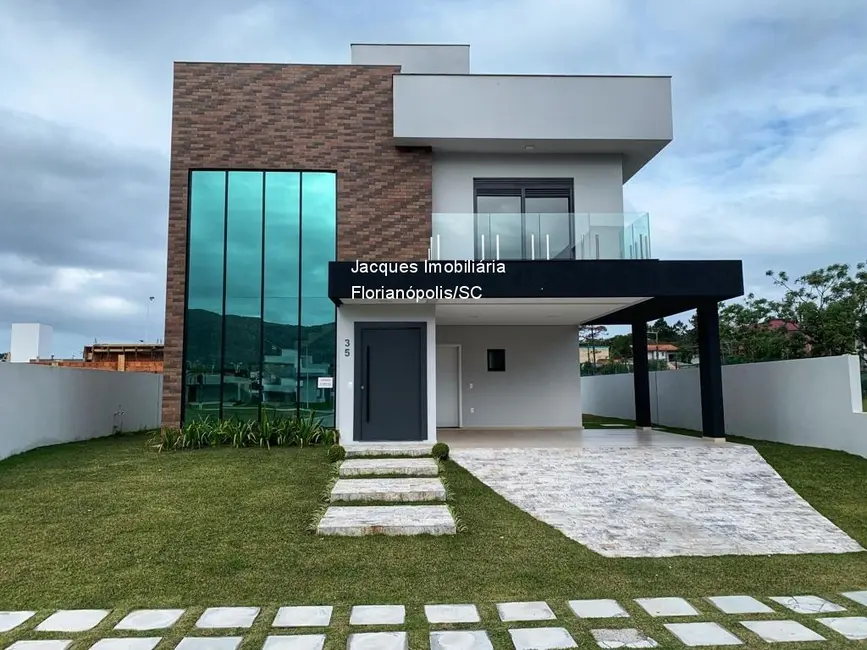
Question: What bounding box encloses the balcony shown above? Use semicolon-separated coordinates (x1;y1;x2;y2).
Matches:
429;213;651;261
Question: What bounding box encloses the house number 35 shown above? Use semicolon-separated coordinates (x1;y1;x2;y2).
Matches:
344;339;350;357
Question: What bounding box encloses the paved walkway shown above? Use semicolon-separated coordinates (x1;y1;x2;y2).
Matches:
2;592;866;648
450;445;864;557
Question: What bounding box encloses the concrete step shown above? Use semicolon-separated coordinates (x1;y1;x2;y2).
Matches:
338;458;439;477
316;505;456;536
344;443;432;458
330;478;446;503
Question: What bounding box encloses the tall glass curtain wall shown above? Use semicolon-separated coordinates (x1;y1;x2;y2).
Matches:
183;170;336;426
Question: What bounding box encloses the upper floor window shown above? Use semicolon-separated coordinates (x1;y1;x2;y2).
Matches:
473;178;574;260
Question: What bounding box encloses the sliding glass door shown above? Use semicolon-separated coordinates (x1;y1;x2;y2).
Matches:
474;179;574;260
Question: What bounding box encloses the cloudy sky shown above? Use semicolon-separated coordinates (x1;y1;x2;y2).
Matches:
1;0;865;356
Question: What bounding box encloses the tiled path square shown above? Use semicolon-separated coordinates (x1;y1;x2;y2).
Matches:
590;628;657;648
816;616;867;641
497;601;556;621
0;611;36;632
425;604;480;624
175;638;243;650
349;605;405;625
769;595;845;614
262;635;326;650
5;643;72;650
706;596;774;614
272;606;333;627
89;639;161;650
634;598;699;617
430;630;493;650
740;620;825;643
115;609;185;630
347;631;407;650
841;591;867;607
568;599;629;619
664;622;742;646
508;627;577;650
36;610;110;632
196;607;260;629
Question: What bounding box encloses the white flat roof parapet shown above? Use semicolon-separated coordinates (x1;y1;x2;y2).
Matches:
394;74;673;180
350;44;470;73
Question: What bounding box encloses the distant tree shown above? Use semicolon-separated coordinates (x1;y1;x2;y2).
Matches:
608;334;632;360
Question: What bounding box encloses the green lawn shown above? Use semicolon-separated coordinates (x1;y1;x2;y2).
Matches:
1;428;866;649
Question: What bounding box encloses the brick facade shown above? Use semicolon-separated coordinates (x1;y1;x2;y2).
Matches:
163;63;433;427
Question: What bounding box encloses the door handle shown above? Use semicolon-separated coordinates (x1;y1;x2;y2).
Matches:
365;345;371;422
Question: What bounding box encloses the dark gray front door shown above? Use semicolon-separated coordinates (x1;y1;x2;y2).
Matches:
354;322;426;441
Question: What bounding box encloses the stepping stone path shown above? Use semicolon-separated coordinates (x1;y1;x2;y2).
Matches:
317;445;456;535
2;593;865;647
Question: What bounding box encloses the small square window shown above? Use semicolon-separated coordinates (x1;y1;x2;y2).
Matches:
487;349;505;372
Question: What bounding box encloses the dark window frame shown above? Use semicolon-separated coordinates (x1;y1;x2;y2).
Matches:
473;178;575;260
487;348;506;372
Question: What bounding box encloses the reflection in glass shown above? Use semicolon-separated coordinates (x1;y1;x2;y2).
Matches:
184;171;226;422
182;170;337;426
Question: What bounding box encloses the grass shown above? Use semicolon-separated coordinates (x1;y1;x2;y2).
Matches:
1;428;866;649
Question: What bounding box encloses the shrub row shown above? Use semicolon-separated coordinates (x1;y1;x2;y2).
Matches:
151;411;337;452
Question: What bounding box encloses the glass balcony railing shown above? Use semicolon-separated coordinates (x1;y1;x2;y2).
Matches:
429;213;651;261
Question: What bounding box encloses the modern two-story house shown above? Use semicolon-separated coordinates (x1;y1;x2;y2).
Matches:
162;43;744;444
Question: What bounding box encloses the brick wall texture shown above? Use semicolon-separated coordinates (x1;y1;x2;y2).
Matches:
163;63;433;427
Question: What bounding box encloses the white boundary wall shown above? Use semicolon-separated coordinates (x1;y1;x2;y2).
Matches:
0;363;162;461
582;355;867;458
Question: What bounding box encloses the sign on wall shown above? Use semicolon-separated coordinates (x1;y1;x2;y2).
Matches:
317;376;334;389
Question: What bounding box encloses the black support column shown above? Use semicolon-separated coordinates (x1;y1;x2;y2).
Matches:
631;321;652;429
697;301;726;439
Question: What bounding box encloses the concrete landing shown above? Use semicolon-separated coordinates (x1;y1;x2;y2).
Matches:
344;444;432;458
330;478;446;502
338;458;439;477
316;505;456;536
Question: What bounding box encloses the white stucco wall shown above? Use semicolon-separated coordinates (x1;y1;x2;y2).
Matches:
581;355;867;458
0;363;163;461
335;303;437;444
431;153;625;259
436;325;582;428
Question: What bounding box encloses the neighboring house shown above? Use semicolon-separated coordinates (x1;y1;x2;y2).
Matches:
161;43;744;441
648;343;678;364
579;345;610;364
30;343;164;373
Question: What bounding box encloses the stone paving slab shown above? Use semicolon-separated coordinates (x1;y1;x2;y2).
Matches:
816;616;867;641
424;604;480;623
664;622;742;646
705;596;774;614
769;595;846;614
115;609;185;630
347;631;407;650
90;639;161;650
451;446;865;557
0;612;35;633
430;630;492;650
330;478;446;502
195;607;260;628
841;591;867;606
508;626;577;649
6;642;72;650
740;619;826;642
175;638;243;650
317;505;456;535
262;635;326;650
634;598;699;617
36;610;110;632
349;605;405;625
567;599;629;619
497;601;556;622
344;444;432;458
590;628;658;648
272;606;332;627
338;458;439;477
